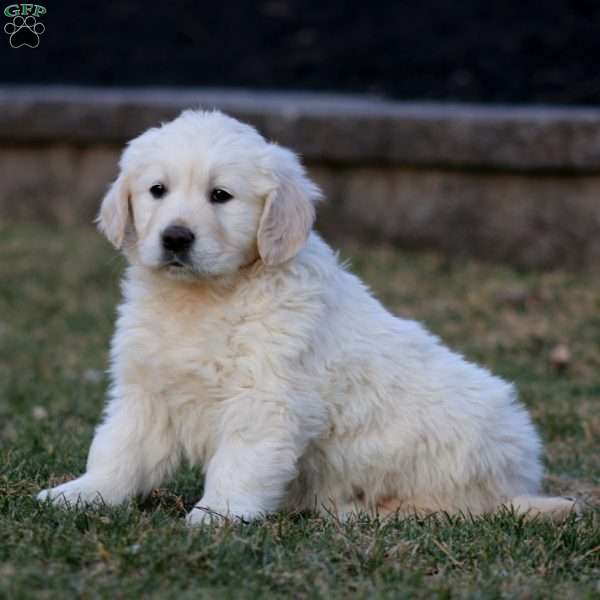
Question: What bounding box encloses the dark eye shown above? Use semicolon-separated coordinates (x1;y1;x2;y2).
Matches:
210;188;233;204
150;183;167;199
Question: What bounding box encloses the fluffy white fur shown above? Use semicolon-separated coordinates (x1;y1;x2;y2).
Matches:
38;110;576;524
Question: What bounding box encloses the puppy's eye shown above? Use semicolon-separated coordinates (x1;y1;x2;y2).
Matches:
150;183;167;199
210;188;233;204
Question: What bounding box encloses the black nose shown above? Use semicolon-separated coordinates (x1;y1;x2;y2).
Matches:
162;225;195;254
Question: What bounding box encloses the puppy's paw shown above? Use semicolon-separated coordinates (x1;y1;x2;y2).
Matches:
510;495;581;521
185;506;228;527
36;477;107;508
185;501;264;527
554;496;582;518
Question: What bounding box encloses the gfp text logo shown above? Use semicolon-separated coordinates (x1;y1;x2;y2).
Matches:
4;4;46;48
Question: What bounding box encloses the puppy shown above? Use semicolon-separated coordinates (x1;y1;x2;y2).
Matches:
38;110;575;524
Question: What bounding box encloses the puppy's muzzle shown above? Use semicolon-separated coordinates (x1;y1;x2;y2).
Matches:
162;225;195;257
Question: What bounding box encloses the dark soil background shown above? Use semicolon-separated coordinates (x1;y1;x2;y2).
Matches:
2;0;600;105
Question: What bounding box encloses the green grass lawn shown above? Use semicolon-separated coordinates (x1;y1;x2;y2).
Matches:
1;223;599;599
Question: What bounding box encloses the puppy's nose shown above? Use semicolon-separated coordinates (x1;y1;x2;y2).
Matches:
162;225;195;253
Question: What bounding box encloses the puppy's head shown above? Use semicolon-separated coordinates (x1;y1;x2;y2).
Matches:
98;110;321;278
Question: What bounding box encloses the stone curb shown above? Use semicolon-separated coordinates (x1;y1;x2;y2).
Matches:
3;85;600;172
2;85;600;270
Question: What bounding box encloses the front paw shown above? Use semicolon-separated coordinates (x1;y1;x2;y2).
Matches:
185;500;264;527
185;505;229;527
37;477;107;508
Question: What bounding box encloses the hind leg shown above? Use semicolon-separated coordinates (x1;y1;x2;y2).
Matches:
374;495;579;521
507;495;579;520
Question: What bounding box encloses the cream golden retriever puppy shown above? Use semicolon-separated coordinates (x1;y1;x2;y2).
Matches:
38;110;575;524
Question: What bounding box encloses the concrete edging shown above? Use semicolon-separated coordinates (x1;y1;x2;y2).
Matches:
2;85;600;269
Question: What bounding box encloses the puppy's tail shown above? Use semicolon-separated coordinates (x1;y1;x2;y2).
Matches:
507;495;579;521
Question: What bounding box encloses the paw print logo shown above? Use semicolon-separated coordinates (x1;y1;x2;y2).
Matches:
4;15;45;48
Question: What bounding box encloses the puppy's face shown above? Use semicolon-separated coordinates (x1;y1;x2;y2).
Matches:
98;111;321;279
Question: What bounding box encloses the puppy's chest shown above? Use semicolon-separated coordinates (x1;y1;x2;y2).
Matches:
118;297;262;405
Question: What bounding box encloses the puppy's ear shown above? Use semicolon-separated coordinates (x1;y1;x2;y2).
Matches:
258;145;322;266
96;173;129;249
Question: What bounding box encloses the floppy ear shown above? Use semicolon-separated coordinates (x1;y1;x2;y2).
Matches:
257;145;322;266
96;173;129;249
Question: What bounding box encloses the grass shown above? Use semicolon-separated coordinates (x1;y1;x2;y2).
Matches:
1;222;599;599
